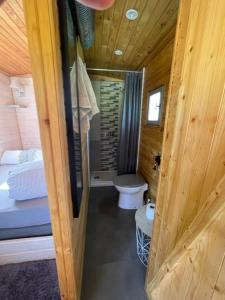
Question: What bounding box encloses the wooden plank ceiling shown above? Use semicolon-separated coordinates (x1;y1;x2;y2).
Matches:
0;0;31;75
84;0;180;70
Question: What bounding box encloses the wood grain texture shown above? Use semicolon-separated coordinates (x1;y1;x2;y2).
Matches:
148;175;225;300
23;1;76;298
138;37;175;200
84;0;179;70
0;73;22;156
211;256;225;300
0;0;31;75
24;2;89;299
72;42;90;300
11;75;41;149
147;0;225;292
146;0;191;283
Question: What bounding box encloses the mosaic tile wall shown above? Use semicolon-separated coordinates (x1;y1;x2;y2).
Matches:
90;81;124;171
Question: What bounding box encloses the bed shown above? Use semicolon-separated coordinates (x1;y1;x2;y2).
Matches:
0;164;51;240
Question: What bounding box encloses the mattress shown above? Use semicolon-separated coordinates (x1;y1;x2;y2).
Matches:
0;165;15;210
0;165;51;229
0;223;52;240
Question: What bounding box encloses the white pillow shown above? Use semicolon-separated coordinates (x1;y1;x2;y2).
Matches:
20;148;43;163
33;149;43;161
7;160;47;200
0;150;22;165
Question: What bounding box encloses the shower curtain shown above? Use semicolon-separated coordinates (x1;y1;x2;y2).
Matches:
118;72;142;175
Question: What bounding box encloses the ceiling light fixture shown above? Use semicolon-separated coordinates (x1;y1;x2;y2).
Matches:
114;49;123;56
126;9;139;21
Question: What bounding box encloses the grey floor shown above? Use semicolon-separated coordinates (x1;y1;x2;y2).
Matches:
81;186;147;300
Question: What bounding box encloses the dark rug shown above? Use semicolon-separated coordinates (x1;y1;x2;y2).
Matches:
0;259;60;300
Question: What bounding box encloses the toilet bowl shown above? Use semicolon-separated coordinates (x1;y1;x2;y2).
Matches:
113;174;148;209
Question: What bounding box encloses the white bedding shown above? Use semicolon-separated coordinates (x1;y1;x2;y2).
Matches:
0;165;15;210
8;160;47;201
0;164;50;229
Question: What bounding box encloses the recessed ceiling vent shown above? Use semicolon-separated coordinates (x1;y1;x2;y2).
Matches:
126;9;139;21
114;49;123;56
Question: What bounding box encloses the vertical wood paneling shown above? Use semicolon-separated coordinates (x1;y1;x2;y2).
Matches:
138;37;175;200
73;42;90;300
24;1;89;299
0;73;22;156
147;1;225;296
23;1;76;298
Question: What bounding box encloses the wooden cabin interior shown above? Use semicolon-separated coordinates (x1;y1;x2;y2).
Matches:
1;0;225;300
0;0;54;265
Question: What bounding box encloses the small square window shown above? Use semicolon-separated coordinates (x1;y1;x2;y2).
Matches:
147;86;164;126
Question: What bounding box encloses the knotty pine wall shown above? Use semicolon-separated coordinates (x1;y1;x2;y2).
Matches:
147;0;225;292
138;37;175;201
0;73;22;156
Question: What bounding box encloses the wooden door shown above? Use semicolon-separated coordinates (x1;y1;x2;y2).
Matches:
23;1;89;299
146;0;225;299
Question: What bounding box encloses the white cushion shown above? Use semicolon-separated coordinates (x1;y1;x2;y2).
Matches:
0;150;22;165
7;160;47;201
20;148;43;163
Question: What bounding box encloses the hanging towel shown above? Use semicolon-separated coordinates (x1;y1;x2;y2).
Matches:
70;56;99;133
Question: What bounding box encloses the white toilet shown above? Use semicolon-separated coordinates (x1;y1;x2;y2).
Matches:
113;174;148;209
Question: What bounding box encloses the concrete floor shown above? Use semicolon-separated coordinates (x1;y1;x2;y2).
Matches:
81;187;148;300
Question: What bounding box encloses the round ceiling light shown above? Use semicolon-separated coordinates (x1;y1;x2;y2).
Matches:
126;9;139;21
114;49;123;56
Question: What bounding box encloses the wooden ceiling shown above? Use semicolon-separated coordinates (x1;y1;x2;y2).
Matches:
0;0;31;75
84;0;179;70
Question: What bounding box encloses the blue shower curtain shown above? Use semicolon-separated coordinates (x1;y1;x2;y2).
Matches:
118;72;142;175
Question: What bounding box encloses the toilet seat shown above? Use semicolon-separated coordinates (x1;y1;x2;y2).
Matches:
113;174;148;209
113;174;145;188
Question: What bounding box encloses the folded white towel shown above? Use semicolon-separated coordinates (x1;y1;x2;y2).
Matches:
70;56;99;133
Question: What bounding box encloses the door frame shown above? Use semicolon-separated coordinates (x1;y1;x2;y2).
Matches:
23;1;78;299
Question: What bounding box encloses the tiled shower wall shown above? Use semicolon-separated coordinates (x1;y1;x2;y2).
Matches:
90;80;124;171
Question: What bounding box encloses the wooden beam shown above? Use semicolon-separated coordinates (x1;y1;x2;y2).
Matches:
23;1;78;299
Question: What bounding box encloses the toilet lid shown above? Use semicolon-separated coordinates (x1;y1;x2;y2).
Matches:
113;174;146;188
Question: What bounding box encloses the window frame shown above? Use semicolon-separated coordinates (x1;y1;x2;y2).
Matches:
146;86;165;126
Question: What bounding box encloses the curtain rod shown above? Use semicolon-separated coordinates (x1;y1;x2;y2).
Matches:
87;67;143;74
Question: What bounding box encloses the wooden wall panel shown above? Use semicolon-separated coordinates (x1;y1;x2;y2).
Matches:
148;175;225;299
84;0;179;70
147;0;225;291
138;38;175;200
211;257;225;299
0;0;31;75
24;1;77;298
0;73;22;156
11;76;41;149
73;42;90;299
24;2;89;299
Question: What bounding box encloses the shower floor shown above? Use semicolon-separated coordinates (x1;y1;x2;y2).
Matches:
90;171;117;187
